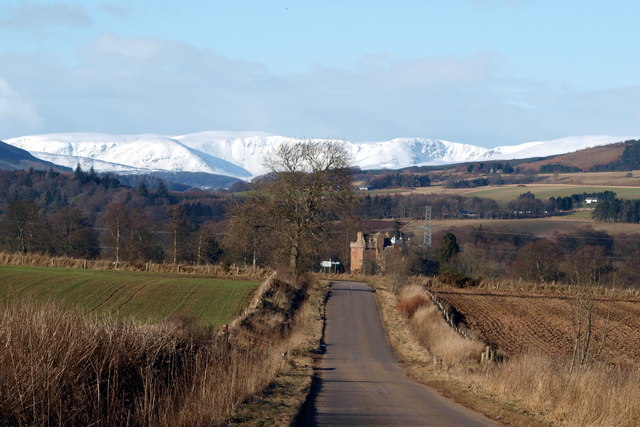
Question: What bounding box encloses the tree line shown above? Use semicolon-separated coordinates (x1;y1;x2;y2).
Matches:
539;164;582;173
548;191;616;212
3;159;639;277
593;198;640;223
365;172;431;189
408;225;640;288
357;191;560;220
0;168;228;265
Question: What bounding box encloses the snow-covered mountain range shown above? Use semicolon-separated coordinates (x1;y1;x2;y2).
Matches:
4;132;636;182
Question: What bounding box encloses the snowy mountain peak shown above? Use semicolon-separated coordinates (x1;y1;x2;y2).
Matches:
4;132;637;182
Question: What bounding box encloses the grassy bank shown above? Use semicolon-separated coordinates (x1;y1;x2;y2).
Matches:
230;278;329;425
0;265;258;327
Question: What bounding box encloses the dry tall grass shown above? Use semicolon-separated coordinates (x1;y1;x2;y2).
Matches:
411;305;485;368
0;273;310;426
474;353;640;426
397;285;484;369
390;283;640;426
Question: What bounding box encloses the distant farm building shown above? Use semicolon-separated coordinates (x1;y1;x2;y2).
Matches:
585;198;598;204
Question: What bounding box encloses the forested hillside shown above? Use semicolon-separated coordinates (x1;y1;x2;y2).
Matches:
591;139;640;171
0;167;228;264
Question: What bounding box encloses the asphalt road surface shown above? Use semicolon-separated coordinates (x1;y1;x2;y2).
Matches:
300;281;496;426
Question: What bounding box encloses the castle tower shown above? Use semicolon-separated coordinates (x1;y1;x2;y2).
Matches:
350;231;367;273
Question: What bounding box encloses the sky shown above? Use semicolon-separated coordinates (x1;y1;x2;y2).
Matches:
0;0;639;146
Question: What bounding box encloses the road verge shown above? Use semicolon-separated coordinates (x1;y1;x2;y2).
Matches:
228;277;329;425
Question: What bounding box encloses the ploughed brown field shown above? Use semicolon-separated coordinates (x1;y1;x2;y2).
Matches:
432;288;640;368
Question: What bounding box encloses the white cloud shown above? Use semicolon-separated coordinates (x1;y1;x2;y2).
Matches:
0;32;637;146
0;79;43;138
97;3;127;18
0;1;93;30
353;51;506;86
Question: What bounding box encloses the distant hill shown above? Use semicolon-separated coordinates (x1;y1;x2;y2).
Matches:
518;141;629;172
0;140;69;171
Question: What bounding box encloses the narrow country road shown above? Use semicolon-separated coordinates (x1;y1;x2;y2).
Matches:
300;281;496;426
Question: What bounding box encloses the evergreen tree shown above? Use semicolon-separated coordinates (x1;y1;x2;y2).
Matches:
136;182;149;197
74;163;83;180
155;180;169;199
439;232;460;265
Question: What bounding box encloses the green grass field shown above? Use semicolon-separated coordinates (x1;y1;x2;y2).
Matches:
357;188;413;195
465;185;640;203
0;266;259;327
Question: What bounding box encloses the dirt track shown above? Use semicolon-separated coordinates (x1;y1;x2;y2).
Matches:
299;281;495;426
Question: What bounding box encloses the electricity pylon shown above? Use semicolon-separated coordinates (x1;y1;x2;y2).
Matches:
422;206;432;247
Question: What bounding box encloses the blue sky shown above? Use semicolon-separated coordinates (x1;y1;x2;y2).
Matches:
0;0;639;146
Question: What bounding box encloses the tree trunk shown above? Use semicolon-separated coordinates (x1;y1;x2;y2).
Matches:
252;247;257;269
115;224;120;269
196;230;203;265
173;230;178;264
289;244;299;277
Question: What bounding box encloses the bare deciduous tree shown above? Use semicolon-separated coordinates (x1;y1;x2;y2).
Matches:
223;195;272;268
510;240;562;283
166;205;188;265
262;140;353;278
194;221;223;265
570;288;595;372
3;200;43;254
101;203;130;268
50;207;99;259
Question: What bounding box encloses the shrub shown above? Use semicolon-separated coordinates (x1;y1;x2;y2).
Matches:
396;295;430;318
